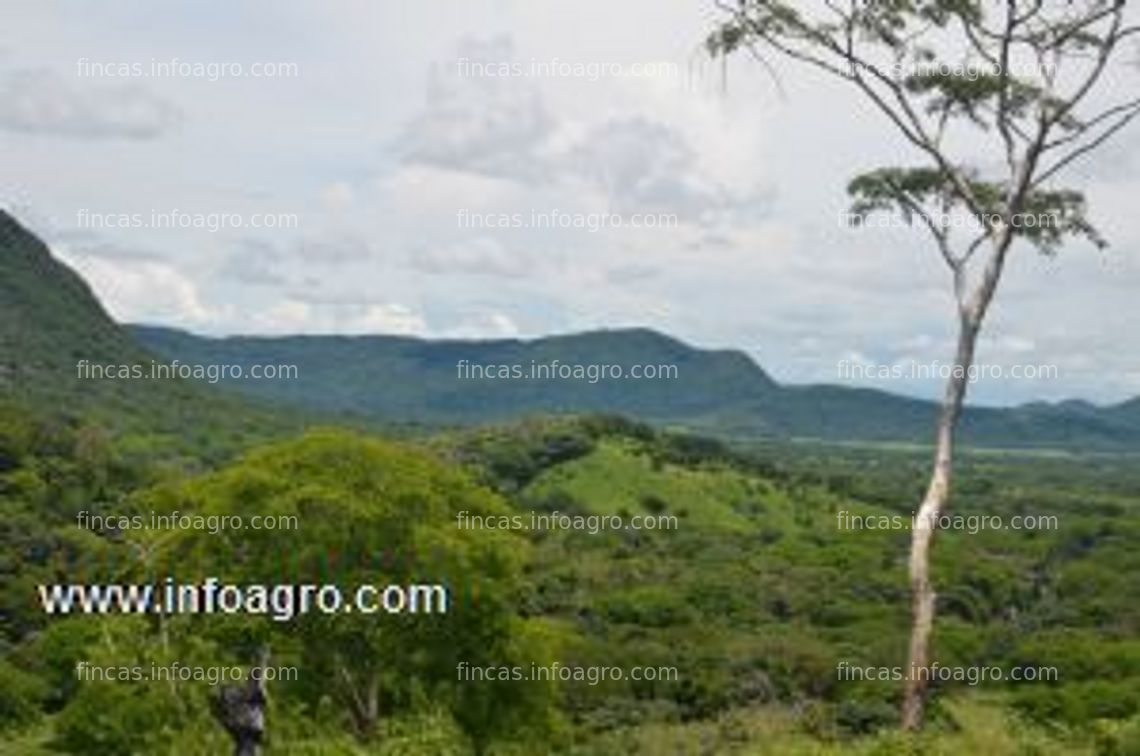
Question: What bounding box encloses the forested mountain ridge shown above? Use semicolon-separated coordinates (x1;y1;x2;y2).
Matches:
4;208;1138;450
131;323;1140;450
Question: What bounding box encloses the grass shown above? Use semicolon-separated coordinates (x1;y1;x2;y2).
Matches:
569;695;1106;755
523;438;776;531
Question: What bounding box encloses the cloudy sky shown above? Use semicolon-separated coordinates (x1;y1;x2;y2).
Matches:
2;1;1138;405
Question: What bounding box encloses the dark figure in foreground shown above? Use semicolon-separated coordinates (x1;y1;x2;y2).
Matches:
211;650;269;756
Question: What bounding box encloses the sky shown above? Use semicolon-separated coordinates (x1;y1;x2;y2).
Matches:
1;1;1138;406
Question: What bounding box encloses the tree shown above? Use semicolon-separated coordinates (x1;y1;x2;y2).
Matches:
154;429;558;748
708;0;1138;728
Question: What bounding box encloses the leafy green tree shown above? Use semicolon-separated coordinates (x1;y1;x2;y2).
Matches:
709;0;1139;728
149;430;559;748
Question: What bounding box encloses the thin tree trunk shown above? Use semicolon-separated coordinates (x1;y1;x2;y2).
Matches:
900;314;979;730
338;663;380;739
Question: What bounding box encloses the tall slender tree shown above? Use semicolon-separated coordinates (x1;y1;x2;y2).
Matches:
709;0;1138;728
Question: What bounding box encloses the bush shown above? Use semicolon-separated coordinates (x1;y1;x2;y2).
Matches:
0;660;47;732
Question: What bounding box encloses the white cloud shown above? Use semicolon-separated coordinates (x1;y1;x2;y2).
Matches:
56;249;212;325
438;310;521;338
346;304;427;335
564;115;725;220
395;35;763;226
0;68;181;139
244;300;427;336
411;236;544;278
398;36;557;183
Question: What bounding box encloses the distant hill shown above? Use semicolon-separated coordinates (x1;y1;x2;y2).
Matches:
0;210;291;454
129;325;1140;451
4;209;1136;451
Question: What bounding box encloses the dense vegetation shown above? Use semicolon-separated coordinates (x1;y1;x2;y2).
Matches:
3;409;1138;753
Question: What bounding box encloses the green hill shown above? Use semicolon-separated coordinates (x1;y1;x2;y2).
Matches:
130;324;1140;451
0;210;152;403
0;210;292;459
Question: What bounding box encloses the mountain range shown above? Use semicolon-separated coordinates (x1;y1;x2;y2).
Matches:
3;209;1138;450
130;324;1140;449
